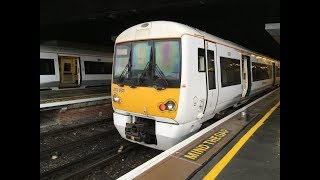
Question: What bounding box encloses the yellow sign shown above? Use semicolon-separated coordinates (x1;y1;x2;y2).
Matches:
183;129;230;161
131;136;135;141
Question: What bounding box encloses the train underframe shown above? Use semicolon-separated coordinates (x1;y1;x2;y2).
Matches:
113;112;203;150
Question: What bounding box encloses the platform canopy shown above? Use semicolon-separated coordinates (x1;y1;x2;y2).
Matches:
265;23;280;44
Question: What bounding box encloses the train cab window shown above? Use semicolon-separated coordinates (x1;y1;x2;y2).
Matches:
40;58;55;75
252;62;272;81
84;61;112;74
276;66;280;77
114;40;181;88
220;57;241;87
114;43;131;79
207;50;216;89
198;48;206;72
154;40;181;82
131;41;152;79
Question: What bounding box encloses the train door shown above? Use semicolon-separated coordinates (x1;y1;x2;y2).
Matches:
241;55;252;98
246;56;252;97
203;41;219;116
59;56;80;88
77;59;81;85
241;55;248;97
272;62;276;86
191;38;208;120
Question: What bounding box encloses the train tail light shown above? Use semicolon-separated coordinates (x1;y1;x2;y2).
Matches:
159;104;166;111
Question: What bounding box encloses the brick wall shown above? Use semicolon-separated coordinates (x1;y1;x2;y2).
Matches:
57;103;113;125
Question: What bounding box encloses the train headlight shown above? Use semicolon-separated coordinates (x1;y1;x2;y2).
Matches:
166;101;175;111
113;94;120;103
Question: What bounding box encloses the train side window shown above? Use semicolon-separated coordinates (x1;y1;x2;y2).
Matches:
252;62;272;81
198;48;206;72
40;58;55;75
207;50;216;89
106;62;113;74
220;57;241;87
84;61;113;74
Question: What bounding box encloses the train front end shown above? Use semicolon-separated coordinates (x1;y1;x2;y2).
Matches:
112;22;200;150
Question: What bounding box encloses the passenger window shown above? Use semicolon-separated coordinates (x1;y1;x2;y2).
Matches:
84;61;112;74
252;62;272;81
220;57;241;87
207;50;216;89
198;48;206;72
40;59;55;75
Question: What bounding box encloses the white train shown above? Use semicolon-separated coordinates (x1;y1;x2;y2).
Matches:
40;44;113;90
112;21;280;150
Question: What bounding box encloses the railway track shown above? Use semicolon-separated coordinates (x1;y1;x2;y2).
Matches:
58;144;137;180
40;118;111;138
40;143;136;180
40;128;118;160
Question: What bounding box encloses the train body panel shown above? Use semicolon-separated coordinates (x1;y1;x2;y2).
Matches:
174;35;207;124
79;55;112;86
249;56;274;96
202;41;219;118
112;21;280;150
274;61;280;86
214;44;243;113
112;84;180;120
40;52;60;89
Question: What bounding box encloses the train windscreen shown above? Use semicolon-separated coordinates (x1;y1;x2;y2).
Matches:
113;39;181;88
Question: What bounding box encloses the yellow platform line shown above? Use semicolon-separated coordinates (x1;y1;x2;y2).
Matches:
203;101;280;180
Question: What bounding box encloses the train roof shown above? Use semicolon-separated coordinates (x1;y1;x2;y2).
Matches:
116;21;279;62
40;44;113;58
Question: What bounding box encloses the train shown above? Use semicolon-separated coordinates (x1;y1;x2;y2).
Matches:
40;43;113;90
111;21;280;150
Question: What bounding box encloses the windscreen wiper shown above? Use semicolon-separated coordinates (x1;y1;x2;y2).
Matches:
116;63;130;86
116;50;131;86
137;47;153;86
153;64;169;90
137;61;151;85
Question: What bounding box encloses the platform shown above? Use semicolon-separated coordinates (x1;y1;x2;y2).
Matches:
194;104;280;179
40;86;111;109
118;88;280;180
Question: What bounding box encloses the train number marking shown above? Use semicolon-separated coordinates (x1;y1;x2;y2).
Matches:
113;87;125;93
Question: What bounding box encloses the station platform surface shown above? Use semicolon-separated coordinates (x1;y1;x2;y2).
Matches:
118;88;280;180
193;105;280;179
40;86;111;109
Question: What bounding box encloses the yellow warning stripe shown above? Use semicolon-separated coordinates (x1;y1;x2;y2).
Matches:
203;101;280;180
